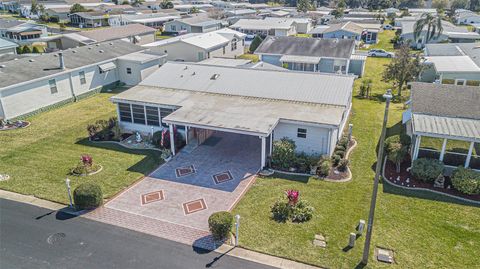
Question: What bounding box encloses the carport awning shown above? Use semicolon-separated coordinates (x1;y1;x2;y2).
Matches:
98;62;117;72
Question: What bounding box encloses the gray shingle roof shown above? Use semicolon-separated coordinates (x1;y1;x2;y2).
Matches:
425;43;480;67
410;82;480;120
254;36;355;59
67;24;156;43
0;40;144;89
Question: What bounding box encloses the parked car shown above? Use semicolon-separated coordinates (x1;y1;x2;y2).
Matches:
367;49;394;58
383;24;393;30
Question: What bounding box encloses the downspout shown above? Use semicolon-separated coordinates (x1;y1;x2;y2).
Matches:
68;72;76;102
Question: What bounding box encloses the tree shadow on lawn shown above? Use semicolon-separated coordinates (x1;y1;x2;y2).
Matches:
269;172;311;184
382;181;480;208
75;138;163;175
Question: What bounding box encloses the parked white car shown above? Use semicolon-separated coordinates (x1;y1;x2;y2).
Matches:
367;49;395;58
383;24;394;30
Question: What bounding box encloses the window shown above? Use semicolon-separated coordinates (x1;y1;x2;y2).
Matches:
171;25;176;31
160;107;174;127
455;79;466;86
79;71;86;85
49;79;58;94
231;39;237;51
132;104;146;124
297;128;307;138
118;103;132;122
126;67;132;74
146;106;160;126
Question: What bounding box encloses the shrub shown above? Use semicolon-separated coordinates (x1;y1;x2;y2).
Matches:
451;167;480;195
271;199;291;222
271;138;296;170
152;131;163;147
411;158;444;183
291;200;314;222
331;154;341;166
337;159;349;172
385;134;411;151
22;45;31;54
208;211;233;240
249;35;263;53
32;46;41;53
387;142;408;173
335;145;346;152
334;150;345;158
338;136;349;148
318;161;331;177
73;183;103;210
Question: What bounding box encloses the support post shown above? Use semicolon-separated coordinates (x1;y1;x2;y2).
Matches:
439;138;447;162
65;178;73;208
269;132;273;156
261;136;266;169
465;141;475;168
361;89;392;265
169;124;175;155
185;126;188;145
413;135;421;160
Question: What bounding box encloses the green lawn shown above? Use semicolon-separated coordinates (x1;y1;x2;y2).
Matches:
238;53;259;63
0;89;162;204
232;58;480;268
360;30;396;52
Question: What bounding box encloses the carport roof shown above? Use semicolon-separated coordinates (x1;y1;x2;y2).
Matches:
111;86;345;136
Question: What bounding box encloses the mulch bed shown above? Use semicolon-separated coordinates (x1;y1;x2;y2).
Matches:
384;157;480;202
0;120;30;131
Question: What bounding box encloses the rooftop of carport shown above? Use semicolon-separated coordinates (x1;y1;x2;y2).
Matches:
111;86;345;136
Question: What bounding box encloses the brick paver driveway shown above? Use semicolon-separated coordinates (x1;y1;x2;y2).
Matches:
86;132;260;249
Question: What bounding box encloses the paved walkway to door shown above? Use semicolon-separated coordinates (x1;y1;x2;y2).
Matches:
86;132;260;248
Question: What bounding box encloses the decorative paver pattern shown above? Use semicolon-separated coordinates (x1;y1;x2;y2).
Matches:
141;190;164;205
213;171;234;184
175;165;196;178
183;198;207;215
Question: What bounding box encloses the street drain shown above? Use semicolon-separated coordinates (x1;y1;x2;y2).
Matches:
47;233;66;245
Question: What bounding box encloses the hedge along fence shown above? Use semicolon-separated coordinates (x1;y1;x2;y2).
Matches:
13;81;120;121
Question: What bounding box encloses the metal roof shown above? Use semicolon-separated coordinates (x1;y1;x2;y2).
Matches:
279;55;321;64
412;114;480;141
111;86;346;135
64;24;156;44
425;56;480;72
255;36;355;60
138;62;355;107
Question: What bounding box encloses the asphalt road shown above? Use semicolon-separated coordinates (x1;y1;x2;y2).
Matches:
0;199;275;269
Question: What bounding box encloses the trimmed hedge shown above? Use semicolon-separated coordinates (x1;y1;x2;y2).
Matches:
73;183;103;210
451;167;480;195
208;211;233;240
411;158;444;183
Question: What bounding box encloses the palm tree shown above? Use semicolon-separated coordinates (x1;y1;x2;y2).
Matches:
413;13;443;46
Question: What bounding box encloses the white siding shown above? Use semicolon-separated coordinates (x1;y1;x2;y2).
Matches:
209;39;245;59
158;42;208;62
273;121;331;155
118;59;161;86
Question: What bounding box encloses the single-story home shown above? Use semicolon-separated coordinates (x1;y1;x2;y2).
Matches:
110;62;355;168
0;37;18;55
400;20;480;48
421;43;480;85
108;12;181;28
164;14;223;34
143;28;246;62
46;24;157;50
310;21;379;44
0;19;48;44
0;40;166;120
230;17;312;36
404;82;479;170
254;36;366;76
455;10;480;25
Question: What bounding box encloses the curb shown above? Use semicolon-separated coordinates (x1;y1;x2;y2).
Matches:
0;189;64;211
381;158;480;206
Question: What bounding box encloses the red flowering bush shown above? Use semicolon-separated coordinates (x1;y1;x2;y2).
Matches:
285;190;299;206
271;189;314;223
81;155;93;167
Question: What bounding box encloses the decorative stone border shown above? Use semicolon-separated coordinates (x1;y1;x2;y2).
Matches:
71;164;103;177
382;158;480;206
269;138;358;183
0;120;31;131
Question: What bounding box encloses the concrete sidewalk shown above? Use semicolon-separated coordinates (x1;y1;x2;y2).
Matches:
0;189;324;269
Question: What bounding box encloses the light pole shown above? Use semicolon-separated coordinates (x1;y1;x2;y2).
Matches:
66;178;73;208
235;214;240;247
361;89;393;265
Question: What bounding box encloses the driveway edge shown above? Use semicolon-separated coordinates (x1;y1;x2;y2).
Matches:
0;189;64;211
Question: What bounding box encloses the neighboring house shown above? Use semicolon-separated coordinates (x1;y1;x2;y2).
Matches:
46;24;157;50
109;13;181;28
408;8;437;16
69;11;121;28
455;10;480;25
311;21;379;44
173;3;214;13
44;7;71;23
110;62;355;167
0;19;48;44
421;43;480;85
403;82;479;170
225;9;256;17
0;40;166;120
0;37;18;55
254;36;366;76
400;20;480;48
230;17;312;36
143;28;246;62
385;7;399;17
164;14;223;34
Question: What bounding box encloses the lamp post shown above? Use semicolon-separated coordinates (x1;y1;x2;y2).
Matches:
66;178;73;208
235;214;240;247
361;89;393;265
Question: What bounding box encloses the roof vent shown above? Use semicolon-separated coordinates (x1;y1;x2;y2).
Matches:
184;66;188;70
0;64;6;68
192;72;196;76
72;50;76;53
88;47;92;50
99;50;104;53
210;74;220;80
29;59;35;62
96;44;100;46
109;42;113;45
